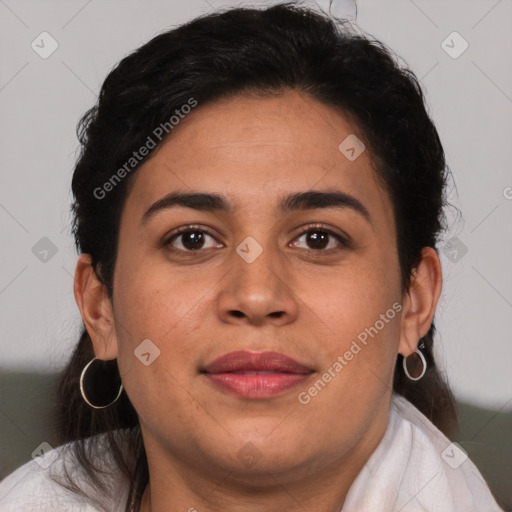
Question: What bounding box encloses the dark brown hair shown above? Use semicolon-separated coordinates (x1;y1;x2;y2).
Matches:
56;3;457;510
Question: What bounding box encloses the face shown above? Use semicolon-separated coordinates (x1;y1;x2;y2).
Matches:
106;89;405;482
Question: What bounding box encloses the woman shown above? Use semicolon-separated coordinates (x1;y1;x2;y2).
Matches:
0;3;504;511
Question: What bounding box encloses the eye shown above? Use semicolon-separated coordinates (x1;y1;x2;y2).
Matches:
292;226;349;251
165;226;223;252
163;224;350;254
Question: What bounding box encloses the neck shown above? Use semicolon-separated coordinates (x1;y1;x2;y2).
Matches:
139;463;354;512
137;411;389;512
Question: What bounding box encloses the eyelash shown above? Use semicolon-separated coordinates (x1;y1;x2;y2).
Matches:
163;224;351;255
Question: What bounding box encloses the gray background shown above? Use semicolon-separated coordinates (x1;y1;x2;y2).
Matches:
0;0;511;408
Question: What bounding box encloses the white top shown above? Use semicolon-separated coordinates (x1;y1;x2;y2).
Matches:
0;394;503;512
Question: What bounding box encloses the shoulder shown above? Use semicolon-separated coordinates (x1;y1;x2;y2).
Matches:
390;394;503;511
0;445;92;512
344;394;503;511
0;434;130;512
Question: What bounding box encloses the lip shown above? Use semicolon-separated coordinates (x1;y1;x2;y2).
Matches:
201;350;314;399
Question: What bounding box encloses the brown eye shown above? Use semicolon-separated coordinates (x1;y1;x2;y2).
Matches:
305;231;330;250
292;227;349;251
166;228;222;252
177;230;205;250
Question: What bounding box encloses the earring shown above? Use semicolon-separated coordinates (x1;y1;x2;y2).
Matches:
80;357;123;409
402;348;427;381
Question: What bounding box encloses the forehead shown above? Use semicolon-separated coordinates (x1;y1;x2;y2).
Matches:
123;89;391;221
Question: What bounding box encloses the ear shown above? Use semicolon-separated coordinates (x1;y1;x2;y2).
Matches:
398;247;442;357
73;254;119;360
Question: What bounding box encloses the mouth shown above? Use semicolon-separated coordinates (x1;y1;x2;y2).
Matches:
200;350;315;399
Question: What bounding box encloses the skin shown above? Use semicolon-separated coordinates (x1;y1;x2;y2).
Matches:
74;89;442;512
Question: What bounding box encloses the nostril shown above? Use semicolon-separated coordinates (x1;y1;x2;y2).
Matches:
269;311;285;318
230;310;245;318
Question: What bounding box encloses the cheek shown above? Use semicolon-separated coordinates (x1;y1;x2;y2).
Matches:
110;260;208;397
111;268;205;425
113;256;212;342
295;257;401;342
294;252;402;400
299;276;401;424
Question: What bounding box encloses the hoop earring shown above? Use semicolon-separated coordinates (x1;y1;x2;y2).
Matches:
402;349;427;381
80;357;123;409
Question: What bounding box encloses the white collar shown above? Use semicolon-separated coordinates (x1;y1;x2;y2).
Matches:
342;394;503;511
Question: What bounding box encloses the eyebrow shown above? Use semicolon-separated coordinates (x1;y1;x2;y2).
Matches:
141;190;371;225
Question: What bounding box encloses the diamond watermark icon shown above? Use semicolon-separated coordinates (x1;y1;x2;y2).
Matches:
237;442;263;468
442;237;468;263
441;31;468;59
31;442;57;469
441;442;468;469
31;32;59;59
32;237;58;263
134;338;161;366
338;134;365;161
236;236;263;263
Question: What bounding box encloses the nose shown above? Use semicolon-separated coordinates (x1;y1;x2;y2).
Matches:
216;241;299;327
